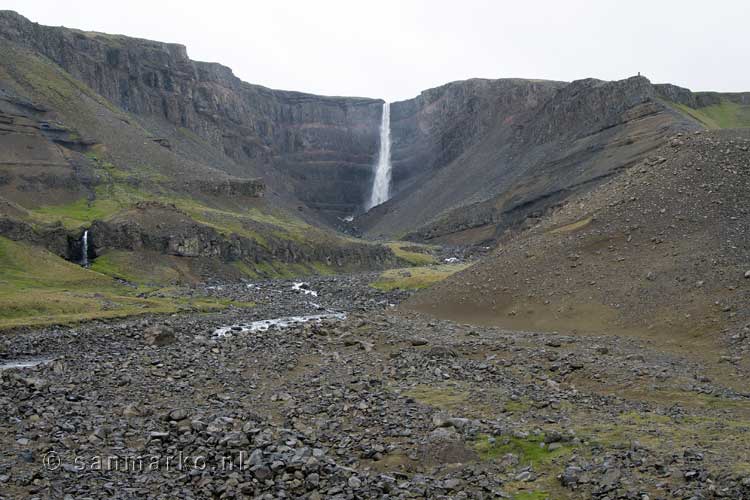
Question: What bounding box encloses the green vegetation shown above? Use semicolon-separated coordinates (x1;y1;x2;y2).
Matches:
246;260;334;279
403;384;496;418
550;217;592;234
405;385;470;412
512;492;550;500
386;242;438;266
581;408;750;467
0;41;122;116
371;263;470;291
503;398;534;413
29;156;155;230
30;196;122;229
0;237;251;329
669;99;750;129
89;251;183;285
474;433;573;466
472;433;573;499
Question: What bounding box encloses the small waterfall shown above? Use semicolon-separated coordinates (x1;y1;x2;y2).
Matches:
367;102;392;210
81;229;89;267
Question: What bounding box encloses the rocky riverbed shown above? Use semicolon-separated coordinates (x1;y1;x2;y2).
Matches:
2;274;750;499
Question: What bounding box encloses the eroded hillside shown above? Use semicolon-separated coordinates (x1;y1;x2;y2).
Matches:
408;129;750;375
0;11;400;287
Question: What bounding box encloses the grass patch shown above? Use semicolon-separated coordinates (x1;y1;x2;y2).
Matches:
669;99;750;129
371;263;470;291
403;384;496;418
0;238;250;328
550;217;592;234
504;398;534;413
89;250;183;285
576;408;750;472
30;196;122;229
387;242;438;266
0;41;124;118
29;160;155;229
474;433;573;466
473;433;573;500
405;385;470;412
513;492;550;500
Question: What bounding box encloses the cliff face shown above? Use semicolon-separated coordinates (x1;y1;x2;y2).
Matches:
1;10;746;253
0;10;383;218
357;76;704;240
655;84;750;108
0;11;401;277
389;78;565;196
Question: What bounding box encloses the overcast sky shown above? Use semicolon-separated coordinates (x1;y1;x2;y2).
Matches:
5;0;749;102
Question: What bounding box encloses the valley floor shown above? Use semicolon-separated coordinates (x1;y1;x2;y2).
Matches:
2;274;750;499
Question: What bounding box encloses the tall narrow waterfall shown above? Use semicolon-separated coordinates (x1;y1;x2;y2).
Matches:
81;229;89;267
367;102;392;210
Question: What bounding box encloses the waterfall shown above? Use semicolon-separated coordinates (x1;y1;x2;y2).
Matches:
81;229;89;267
367;102;392;210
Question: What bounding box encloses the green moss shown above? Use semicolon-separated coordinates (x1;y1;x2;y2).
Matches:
0;236;109;290
668;99;750;129
371;263;470;291
504;398;534;413
386;242;438;266
474;434;573;466
405;385;470;412
0;41;122;116
575;405;750;469
89;251;180;285
30;197;121;229
310;261;335;275
403;384;497;418
29;154;159;229
513;492;551;500
232;261;260;279
0;238;249;328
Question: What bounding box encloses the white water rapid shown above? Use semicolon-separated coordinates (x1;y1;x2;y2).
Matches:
367;102;392;209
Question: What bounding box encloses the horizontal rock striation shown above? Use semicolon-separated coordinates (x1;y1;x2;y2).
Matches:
389;78;565;195
359;76;705;240
655;83;750;108
0;10;383;217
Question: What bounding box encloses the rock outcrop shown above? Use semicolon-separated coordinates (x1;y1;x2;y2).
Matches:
389;78;565;196
0;10;382;218
88;204;397;270
358;76;705;241
1;10;747;254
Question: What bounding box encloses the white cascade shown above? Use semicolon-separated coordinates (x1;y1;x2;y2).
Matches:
81;229;89;267
367;102;392;209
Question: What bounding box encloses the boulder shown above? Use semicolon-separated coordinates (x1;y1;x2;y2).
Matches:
144;325;176;346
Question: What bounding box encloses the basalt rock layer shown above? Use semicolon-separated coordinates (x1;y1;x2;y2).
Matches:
1;10;749;278
357;77;706;240
0;10;383;219
0;11;400;277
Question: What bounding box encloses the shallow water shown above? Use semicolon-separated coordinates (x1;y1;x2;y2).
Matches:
0;357;54;370
214;312;345;337
291;282;318;297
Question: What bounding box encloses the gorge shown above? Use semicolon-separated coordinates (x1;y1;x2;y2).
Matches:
1;8;750;500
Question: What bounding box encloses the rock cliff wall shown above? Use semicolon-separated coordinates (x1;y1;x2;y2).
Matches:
0;10;383;217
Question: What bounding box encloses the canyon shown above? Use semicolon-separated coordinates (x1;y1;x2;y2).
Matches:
1;10;750;500
2;8;749;253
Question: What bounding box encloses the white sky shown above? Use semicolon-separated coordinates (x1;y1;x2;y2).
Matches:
4;0;749;102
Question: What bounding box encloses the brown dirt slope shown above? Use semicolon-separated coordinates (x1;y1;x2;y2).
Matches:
407;129;750;358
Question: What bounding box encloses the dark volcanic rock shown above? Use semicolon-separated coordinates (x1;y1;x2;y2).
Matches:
359;76;704;241
0;10;383;218
88;204;397;271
